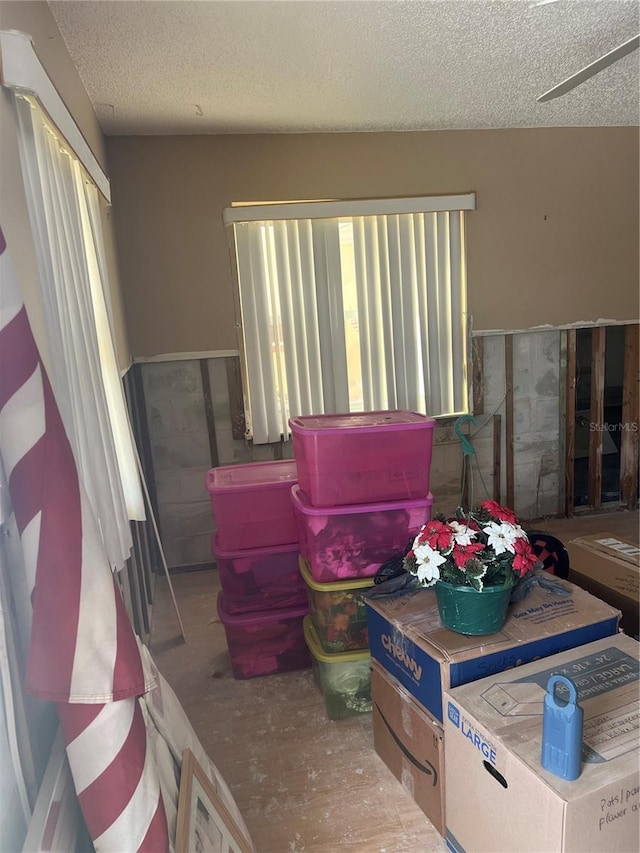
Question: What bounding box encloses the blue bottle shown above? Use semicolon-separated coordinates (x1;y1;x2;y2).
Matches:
541;674;583;781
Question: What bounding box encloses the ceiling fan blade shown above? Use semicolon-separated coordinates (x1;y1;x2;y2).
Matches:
537;34;640;102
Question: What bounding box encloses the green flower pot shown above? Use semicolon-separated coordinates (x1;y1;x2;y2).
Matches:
434;579;513;636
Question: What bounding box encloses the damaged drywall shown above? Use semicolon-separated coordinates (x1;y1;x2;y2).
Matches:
136;330;566;569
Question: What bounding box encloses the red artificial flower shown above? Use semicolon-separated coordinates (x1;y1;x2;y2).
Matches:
451;541;486;568
481;500;518;525
417;520;454;551
512;537;538;576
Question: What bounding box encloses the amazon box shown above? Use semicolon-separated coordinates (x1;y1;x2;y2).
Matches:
566;533;639;637
443;633;640;853
365;579;621;723
371;661;445;836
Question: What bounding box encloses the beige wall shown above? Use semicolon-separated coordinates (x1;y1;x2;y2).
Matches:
106;128;639;358
0;1;131;370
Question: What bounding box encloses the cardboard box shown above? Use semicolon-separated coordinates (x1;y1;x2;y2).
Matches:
365;579;621;723
566;533;639;638
443;633;640;853
371;661;445;836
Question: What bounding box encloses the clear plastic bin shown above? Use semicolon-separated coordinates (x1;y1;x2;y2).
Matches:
291;485;434;582
303;616;372;720
217;593;310;679
213;536;306;614
299;556;372;652
206;459;298;551
289;410;435;507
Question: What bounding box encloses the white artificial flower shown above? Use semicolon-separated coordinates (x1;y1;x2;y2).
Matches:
413;542;447;586
449;520;477;547
482;521;520;555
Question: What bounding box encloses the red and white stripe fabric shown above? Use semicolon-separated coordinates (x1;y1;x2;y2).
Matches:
0;227;169;851
57;699;169;850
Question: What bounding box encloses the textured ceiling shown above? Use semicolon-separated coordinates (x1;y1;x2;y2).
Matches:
48;0;640;135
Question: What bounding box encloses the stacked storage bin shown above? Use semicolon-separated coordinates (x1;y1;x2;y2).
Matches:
289;410;436;719
206;460;311;679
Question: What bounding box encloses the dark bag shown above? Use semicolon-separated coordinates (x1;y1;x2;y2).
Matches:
524;530;570;579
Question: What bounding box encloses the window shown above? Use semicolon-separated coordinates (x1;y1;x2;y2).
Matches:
225;194;475;444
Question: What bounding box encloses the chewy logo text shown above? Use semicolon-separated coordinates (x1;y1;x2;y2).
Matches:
381;634;422;680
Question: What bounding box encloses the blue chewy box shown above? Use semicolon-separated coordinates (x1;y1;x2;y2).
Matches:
365;579;620;723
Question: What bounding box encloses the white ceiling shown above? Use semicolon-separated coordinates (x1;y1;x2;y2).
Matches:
48;0;640;136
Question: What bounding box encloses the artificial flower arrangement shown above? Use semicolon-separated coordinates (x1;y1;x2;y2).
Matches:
403;499;539;591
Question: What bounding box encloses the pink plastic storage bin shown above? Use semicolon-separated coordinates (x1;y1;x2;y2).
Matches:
212;536;306;614
217;593;310;679
291;485;434;583
289;410;435;507
206;460;298;551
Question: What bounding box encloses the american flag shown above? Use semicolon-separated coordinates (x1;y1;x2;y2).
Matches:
0;226;169;850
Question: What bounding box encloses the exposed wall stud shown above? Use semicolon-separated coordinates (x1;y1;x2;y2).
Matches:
588;327;605;508
564;329;576;517
472;336;484;415
504;335;514;508
226;356;247;441
620;323;639;509
200;360;219;467
493;413;502;502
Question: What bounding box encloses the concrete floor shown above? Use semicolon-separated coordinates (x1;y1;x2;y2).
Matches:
149;507;638;852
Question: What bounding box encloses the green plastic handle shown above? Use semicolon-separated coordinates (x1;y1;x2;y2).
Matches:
454;414;477;457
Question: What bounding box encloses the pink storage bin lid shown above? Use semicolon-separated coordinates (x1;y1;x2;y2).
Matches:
206;459;297;493
217;593;308;626
288;410;435;435
290;484;434;516
211;534;300;559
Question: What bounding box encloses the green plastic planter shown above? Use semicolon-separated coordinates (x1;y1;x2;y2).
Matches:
434;579;513;635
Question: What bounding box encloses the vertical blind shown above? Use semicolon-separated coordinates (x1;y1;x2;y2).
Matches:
229;196;473;444
13;94;144;570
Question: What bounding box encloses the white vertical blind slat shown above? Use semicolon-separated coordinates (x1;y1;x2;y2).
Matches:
264;224;289;438
351;217;375;411
326;223;350;413
235;225;271;442
296;221;325;414
82;182;145;521
436;211;454;415
424;213;443;410
396;214;419;411
16;103;76;433
387;215;405;408
361;217;387;410
273;221;299;419
377;216;396;410
448;212;467;414
311;219;349;413
413;214;431;411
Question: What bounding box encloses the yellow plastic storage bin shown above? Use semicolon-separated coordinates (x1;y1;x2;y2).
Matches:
299;556;373;652
303;616;372;720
